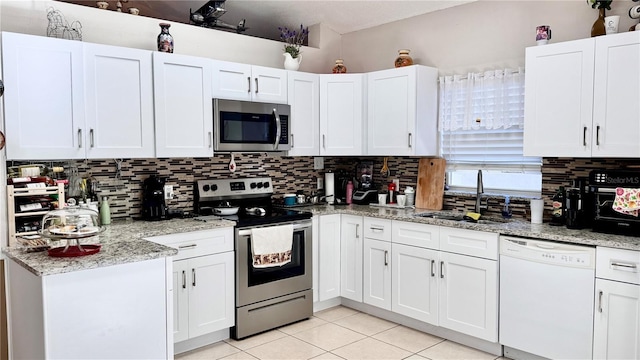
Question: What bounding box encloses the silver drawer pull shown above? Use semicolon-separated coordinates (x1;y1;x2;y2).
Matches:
182;270;186;289
611;262;638;269
370;226;384;232
384;250;388;266
598;290;603;313
178;244;197;249
431;259;435;277
192;268;196;287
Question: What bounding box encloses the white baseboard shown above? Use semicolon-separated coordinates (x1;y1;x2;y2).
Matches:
174;328;230;355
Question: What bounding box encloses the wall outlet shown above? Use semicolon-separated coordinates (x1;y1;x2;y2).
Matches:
317;177;324;189
393;178;400;190
314;157;325;170
164;185;174;200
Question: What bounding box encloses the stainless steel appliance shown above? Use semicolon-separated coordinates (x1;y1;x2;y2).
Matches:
500;236;595;360
590;169;640;235
213;99;291;152
194;177;313;339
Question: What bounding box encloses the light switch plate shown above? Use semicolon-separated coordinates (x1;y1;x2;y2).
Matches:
314;157;324;170
164;185;174;200
317;177;324;189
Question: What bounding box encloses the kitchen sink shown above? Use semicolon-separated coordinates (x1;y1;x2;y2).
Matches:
413;212;511;225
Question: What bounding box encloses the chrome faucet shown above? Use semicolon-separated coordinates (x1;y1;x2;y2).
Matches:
475;170;485;214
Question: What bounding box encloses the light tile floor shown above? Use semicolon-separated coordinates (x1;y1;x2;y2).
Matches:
176;306;505;360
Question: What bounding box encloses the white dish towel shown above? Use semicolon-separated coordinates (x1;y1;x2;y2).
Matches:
251;224;294;268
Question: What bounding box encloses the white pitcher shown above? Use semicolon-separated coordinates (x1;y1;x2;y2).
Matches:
283;52;302;71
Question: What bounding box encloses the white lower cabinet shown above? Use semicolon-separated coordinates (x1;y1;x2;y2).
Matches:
340;215;363;302
146;228;234;345
317;214;342;301
392;243;438;324
363;238;392;310
593;247;640;360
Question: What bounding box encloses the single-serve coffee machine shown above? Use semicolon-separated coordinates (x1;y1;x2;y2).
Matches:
352;161;378;204
142;175;167;220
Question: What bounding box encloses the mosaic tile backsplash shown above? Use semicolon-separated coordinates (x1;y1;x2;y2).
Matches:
9;156;640;221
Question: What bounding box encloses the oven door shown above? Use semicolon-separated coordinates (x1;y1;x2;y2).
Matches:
235;221;311;307
213;99;291;152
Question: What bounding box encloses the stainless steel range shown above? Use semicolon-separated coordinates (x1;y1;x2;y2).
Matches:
194;177;313;339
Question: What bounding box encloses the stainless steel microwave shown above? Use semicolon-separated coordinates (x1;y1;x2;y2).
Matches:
213;99;291;152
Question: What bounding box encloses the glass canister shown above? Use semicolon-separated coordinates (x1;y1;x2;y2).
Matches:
394;49;414;68
332;59;347;73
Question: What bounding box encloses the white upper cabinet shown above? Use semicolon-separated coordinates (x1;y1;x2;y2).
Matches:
367;65;438;156
592;31;640;157
319;74;365;156
83;43;155;158
153;52;213;158
524;32;640;157
211;60;287;104
287;71;320;156
2;32;85;160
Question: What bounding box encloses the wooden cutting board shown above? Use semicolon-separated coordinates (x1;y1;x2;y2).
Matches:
415;157;446;210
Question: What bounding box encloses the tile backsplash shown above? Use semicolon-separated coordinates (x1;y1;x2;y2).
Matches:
8;156;640;221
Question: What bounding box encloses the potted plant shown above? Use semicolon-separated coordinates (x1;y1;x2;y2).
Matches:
279;24;309;70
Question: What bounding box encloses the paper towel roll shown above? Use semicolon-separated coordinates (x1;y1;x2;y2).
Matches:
324;172;335;204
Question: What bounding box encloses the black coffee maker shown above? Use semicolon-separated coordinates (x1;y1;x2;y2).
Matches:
142;175;167;221
566;177;589;229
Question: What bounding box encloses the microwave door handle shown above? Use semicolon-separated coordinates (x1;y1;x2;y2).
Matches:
273;108;281;150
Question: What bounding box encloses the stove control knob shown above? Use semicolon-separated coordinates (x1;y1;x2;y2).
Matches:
250;182;257;189
256;182;264;188
263;182;270;188
203;184;210;192
211;184;218;192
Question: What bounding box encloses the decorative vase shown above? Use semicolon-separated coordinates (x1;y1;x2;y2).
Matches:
283;52;301;71
157;23;174;53
394;49;414;68
591;8;606;37
332;59;347;73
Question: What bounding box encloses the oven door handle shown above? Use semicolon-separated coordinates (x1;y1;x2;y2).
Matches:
237;221;311;236
273;107;281;151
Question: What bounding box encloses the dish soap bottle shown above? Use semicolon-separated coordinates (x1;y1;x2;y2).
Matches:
100;196;111;225
502;196;513;219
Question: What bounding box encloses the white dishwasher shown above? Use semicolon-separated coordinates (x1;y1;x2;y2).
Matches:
499;236;596;360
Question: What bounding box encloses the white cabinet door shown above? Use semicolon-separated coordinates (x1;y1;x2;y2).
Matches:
211;61;287;103
392;243;439;324
2;32;85;160
287;72;320;156
84;43;155;158
438;251;498;342
363;238;392;310
172;260;190;343
523;38;595;157
252;65;287;104
153;52;213;158
340;215;363;302
319;74;364;156
318;214;341;301
367;66;438;156
593;279;640;360
592;31;640;157
188;252;235;339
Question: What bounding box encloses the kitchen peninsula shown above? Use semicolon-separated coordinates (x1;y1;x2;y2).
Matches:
3;218;234;359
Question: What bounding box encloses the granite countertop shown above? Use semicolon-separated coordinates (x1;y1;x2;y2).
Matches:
300;204;640;251
3;217;236;277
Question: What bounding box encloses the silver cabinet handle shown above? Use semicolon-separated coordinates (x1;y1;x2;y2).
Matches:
431;259;435;277
322;134;326;149
440;261;445;279
78;129;83;148
247;76;251;93
583;126;587;146
408;132;412;148
598;290;603;313
370;226;384;232
209;131;213;148
255;78;259;93
384;250;388;266
192;268;196;287
273;108;281;150
355;224;359;239
90;129;94;148
611;261;638;269
596;125;601;146
182;270;186;289
178;244;197;249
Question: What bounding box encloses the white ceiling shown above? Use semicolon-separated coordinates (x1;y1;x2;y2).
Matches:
63;0;476;40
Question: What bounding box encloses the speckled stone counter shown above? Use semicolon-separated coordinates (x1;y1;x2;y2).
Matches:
3;217;236;276
299;204;640;251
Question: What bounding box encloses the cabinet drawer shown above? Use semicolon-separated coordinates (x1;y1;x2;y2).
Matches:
392;220;439;250
146;228;233;260
596;247;640;285
439;227;498;260
363;217;392;241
